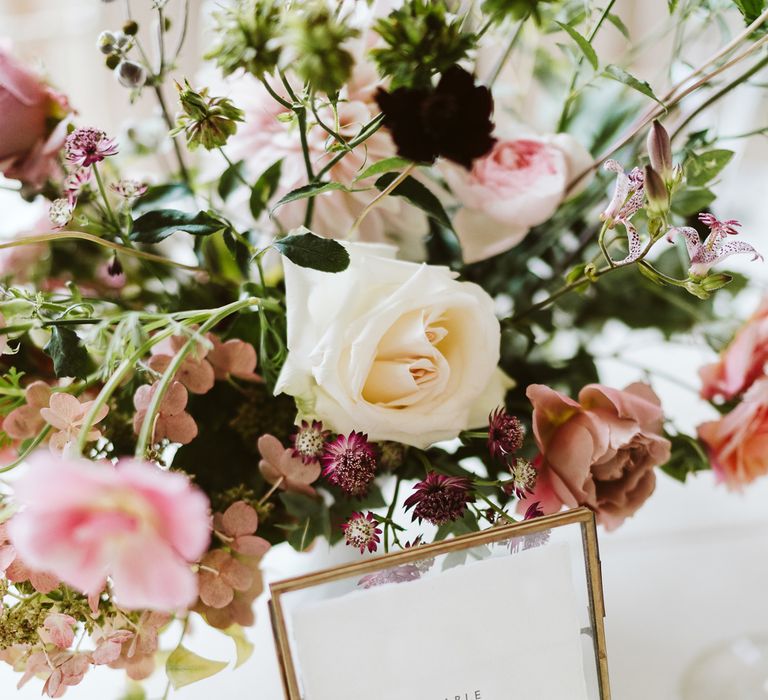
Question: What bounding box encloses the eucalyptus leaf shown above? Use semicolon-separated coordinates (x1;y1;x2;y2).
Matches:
43;326;90;379
131;209;225;243
556;22;598;70
604;65;664;106
375;173;453;230
166;645;227;690
272;229;350;273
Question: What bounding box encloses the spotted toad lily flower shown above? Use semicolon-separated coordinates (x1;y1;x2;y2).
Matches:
666;213;762;280
600;160;645;264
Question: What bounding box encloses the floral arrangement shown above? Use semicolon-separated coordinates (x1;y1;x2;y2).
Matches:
0;0;767;695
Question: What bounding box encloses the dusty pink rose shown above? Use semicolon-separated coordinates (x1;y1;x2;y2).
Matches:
8;452;211;610
258;433;322;496
40;392;109;452
149;334;215;395
699;298;768;401
132;380;198;445
0;43;70;187
4;381;51;440
206;334;260;381
698;377;768;488
521;382;671;530
440;134;591;263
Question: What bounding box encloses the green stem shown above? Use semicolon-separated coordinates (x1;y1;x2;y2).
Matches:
348;164;415;239
218;148;251;189
487;15;528;88
383;475;403;553
315;114;384;180
476;492;516;524
260;78;293;110
92;163;120;233
134;297;259;457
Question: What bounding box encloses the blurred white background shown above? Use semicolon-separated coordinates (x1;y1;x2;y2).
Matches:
1;0;768;698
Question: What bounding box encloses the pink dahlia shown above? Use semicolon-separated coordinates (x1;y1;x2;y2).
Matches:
8;452;211;611
65;127;118;167
321;431;377;497
487;407;524;461
404;472;473;525
290;419;330;465
341;512;382;554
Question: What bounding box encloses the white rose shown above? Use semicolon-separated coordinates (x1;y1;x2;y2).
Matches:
440;132;593;264
275;242;510;448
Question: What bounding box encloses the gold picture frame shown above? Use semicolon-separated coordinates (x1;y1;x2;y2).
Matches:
270;507;610;699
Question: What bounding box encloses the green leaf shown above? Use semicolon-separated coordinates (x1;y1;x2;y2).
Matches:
732;0;766;24
130;209;225;243
661;433;711;483
668;0;680;12
556;22;598;70
43;326;90;379
118;682;147;700
222;625;254;669
375;173;453;230
272;228;350;273
272;181;350;210
280;491;331;551
249;160;282;220
604;65;664;106
354;157;412;182
607;13;630;38
133;183;193;213
218;159;246;201
166;645;227;690
671;187;716;217
684;149;734;186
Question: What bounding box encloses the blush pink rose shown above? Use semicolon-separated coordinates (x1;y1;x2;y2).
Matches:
440;134;592;264
0;43;70;187
8;452;211;611
698;377;768;488
699;298;768;401
521;382;671;530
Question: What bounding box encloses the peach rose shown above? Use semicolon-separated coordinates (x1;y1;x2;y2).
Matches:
440;133;592;264
699;298;768;401
0;42;70;187
698;377;768;487
522;382;671;530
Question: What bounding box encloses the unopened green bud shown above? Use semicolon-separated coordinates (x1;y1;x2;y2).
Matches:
699;272;733;292
172;81;245;150
97;30;118;54
646;120;673;180
644;165;669;217
105;53;121;70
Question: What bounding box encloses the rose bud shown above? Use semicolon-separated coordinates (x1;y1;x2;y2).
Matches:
644;165;669;217
646;120;673;181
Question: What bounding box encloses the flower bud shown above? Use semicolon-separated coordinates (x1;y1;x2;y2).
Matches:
123;20;139;36
699;272;733;292
97;31;118;54
116;60;147;88
643;165;669;216
105;54;121;70
646;120;673;180
172;81;244;150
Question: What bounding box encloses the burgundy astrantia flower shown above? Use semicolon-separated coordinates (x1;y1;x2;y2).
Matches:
375;64;496;169
65;127;119;167
341;512;382;554
404;472;473;525
322;431;377;496
507;457;538;500
110;178;148;200
290;419;330;465
488;407;524;461
667;213;762;279
524;501;545;520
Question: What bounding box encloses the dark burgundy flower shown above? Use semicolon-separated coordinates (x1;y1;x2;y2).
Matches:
488;407;524;460
375;65;496;169
341;511;382;554
404;471;473;525
321;431;377;496
290;419;330;465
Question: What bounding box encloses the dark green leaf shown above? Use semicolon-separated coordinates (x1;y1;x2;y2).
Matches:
273;229;350;273
607;13;630;38
218;159;246;201
43;326;90;379
272;181;349;210
250;160;283;219
556;22;598;70
354;157;412;181
671;187;716;217
604;65;664;106
375;173;453;230
684;149;734;186
130;209;225;243
133;183;193;213
661;433;711;483
279;491;331;551
732;0;766;24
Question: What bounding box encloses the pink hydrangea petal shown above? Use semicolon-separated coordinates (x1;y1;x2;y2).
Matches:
178;358;215;395
232;535;271;557
221;501;258;538
161;381;189;416
45;393;84;427
25;381;52;409
4;404;44;439
42;613;77;648
132;384;153;412
164;411;198;444
221;557;254;592
78;400;109;426
257;434;286;468
199;571;234;608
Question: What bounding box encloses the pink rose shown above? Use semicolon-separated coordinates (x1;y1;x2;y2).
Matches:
698;377;768;488
8;452;211;610
441;134;592;263
699;298;768;401
522;382;671;530
0;43;71;187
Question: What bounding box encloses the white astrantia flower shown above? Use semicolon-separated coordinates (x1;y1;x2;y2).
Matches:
275;241;512;448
